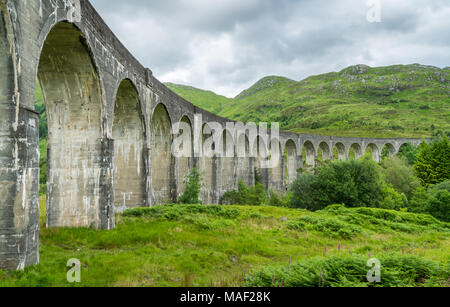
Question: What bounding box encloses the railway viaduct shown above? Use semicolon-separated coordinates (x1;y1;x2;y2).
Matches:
0;0;425;270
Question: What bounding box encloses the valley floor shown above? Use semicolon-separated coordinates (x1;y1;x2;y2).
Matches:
0;198;448;287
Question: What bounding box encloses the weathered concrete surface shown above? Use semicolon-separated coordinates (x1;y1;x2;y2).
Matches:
150;104;175;204
175;116;194;200
0;0;428;270
112;79;146;212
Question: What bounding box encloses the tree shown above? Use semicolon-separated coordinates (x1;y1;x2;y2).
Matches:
178;168;203;204
397;143;419;166
313;156;384;209
426;180;450;222
380;156;420;200
290;156;385;211
289;173;318;210
414;137;450;188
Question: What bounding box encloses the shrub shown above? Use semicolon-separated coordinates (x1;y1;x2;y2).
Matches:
293;215;363;239
409;180;450;222
221;180;268;206
123;204;240;220
268;189;291;207
289;173;319;210
290;156;385;210
244;255;448;287
426;181;450;222
178;168;203;204
380;185;406;210
408;187;429;214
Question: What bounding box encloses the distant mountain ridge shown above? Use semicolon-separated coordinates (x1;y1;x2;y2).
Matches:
165;64;450;138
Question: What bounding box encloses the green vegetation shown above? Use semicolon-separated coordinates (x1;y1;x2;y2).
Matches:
414;137;450;188
0;201;448;287
291;156;388;211
166;64;450;138
178;168;203;205
380;156;420;200
165;82;233;115
289;144;449;222
35;82;47;140
221;179;268;206
245;254;449;287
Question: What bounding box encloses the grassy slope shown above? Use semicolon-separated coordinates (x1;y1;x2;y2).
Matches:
0;201;448;287
165;82;233;115
166;64;450;138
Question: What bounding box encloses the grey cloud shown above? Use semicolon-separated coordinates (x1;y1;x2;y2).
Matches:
90;0;450;97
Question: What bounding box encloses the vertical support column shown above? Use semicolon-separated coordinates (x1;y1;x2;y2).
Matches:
0;5;39;269
214;154;222;204
99;137;115;230
145;147;152;207
280;152;286;193
1;109;40;270
298;154;304;170
143;147;151;207
248;156;255;186
170;153;177;203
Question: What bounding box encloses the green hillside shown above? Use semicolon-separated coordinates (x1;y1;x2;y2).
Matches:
166;64;450;138
165;82;233;115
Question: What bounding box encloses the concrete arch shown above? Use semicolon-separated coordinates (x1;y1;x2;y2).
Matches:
175;115;194;199
38;22;106;228
333;142;347;160
382;143;396;157
303;141;316;169
151;103;175;204
285;139;298;186
318;141;332;161
365;143;381;162
112;79;146;212
348;143;363;159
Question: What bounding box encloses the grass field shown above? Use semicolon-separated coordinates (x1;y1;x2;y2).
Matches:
0;199;448;287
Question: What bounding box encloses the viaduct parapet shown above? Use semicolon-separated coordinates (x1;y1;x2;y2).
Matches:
0;0;427;270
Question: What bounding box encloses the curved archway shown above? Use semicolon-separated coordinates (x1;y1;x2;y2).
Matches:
365;143;380;162
285;140;298;186
348;143;363;159
112;79;146;212
318;142;332;161
303;141;316;170
38;22;105;228
151;103;175;204
175;116;194;199
333;142;347;160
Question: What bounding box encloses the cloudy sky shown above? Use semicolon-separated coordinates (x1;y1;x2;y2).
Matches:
90;0;450;97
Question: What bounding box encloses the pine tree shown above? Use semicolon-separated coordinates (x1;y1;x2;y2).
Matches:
414;137;450;187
